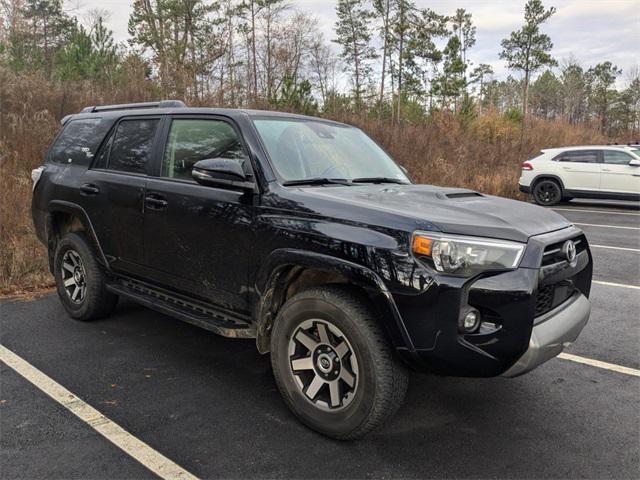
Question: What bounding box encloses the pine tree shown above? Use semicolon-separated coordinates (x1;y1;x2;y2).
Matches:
450;8;475;90
587;61;622;134
334;0;376;110
499;0;557;118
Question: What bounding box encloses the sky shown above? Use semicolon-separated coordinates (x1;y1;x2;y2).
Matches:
70;0;640;85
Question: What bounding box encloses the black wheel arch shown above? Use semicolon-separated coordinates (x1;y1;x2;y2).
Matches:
46;201;110;274
531;174;566;194
254;249;414;354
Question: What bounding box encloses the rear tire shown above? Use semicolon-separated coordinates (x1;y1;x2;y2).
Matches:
270;286;408;440
53;232;118;321
533;179;563;206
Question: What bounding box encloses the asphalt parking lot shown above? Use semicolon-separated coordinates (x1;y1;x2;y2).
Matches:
1;199;639;479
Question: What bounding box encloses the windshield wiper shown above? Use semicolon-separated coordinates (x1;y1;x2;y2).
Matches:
282;178;352;186
351;177;408;184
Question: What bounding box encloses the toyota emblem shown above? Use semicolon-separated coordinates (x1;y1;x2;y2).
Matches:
562;240;577;263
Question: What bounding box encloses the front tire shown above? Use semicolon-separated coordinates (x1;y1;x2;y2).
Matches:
533;179;563;206
270;286;408;440
53;232;118;321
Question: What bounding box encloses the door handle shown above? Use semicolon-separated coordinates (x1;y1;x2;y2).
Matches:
145;195;168;209
602;168;611;172
80;183;100;195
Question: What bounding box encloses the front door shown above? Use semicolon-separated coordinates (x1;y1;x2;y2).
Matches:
142;116;256;313
556;149;601;191
601;150;640;194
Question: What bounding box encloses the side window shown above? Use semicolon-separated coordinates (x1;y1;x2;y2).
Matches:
92;131;114;169
161;119;247;181
49;118;106;165
557;150;598;163
107;118;159;174
603;150;633;165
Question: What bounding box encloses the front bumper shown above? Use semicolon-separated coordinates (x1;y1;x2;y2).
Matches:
392;226;593;377
519;184;531;194
502;292;590;377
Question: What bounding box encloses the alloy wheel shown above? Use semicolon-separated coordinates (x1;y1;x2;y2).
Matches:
288;319;359;411
61;249;87;303
537;182;559;204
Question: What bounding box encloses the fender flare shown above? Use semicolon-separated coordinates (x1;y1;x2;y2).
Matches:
254;248;415;353
531;174;566;194
47;200;111;270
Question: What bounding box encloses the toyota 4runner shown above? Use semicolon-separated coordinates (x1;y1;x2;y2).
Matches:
32;101;593;439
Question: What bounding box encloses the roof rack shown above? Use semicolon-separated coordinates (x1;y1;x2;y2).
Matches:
80;100;186;113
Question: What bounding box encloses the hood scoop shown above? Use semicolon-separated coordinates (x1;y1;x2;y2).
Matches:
434;190;484;200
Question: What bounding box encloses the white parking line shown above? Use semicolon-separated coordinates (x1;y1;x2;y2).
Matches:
573;222;640;230
553;207;640;216
558;353;640;377
593;280;640;290
590;244;640;253
0;345;198;480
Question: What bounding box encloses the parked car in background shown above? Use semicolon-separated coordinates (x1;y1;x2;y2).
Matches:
519;145;640;205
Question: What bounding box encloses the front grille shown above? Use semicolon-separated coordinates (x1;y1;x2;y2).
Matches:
541;234;587;266
534;280;575;316
535;285;554;316
535;233;587;316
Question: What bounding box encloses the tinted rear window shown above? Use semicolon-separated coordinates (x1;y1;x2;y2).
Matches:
49;118;109;165
107;118;159;174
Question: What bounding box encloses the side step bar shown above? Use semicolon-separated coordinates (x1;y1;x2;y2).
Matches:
107;279;255;339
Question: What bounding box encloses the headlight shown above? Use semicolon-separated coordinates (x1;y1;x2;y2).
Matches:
412;232;525;277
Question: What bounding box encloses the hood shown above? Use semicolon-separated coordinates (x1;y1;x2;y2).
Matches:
301;184;571;243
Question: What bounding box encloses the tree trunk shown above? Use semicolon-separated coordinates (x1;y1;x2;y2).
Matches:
396;2;404;124
266;9;272;98
523;70;530;118
251;1;258;101
378;0;390;119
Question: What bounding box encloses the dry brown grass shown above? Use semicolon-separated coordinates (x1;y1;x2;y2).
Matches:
344;110;607;199
0;70;608;293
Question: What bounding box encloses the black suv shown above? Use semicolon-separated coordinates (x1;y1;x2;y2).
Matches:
32;101;593;439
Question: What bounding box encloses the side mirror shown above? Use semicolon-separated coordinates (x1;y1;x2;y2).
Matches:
629;159;640;167
192;158;254;190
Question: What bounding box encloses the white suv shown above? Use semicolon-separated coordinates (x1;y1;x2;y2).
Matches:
519;145;640;205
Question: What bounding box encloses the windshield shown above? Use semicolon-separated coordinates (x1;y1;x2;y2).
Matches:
252;118;409;183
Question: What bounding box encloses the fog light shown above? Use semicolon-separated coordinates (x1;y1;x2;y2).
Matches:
460;309;481;333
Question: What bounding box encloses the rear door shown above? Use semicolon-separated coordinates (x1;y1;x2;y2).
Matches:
555;150;601;191
83;116;163;276
600;149;640;194
141;115;256;312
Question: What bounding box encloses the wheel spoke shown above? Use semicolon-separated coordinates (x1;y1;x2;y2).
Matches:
340;369;355;388
62;262;75;273
68;253;79;267
305;375;325;399
78;285;85;301
316;322;330;344
71;285;80;301
295;330;319;352
334;341;349;359
64;277;75;287
328;380;341;408
291;356;314;371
